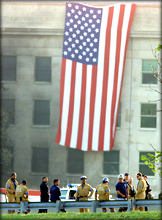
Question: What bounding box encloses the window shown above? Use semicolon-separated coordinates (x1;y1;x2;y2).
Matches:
117;104;121;127
142;60;158;84
1;56;16;81
67;149;84;174
31;147;49;173
33;100;50;125
35;57;51;82
2;99;15;125
139;151;155;176
103;151;119;175
141;104;156;128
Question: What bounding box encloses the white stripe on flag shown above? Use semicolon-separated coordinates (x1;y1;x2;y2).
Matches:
92;7;109;151
113;4;132;137
104;5;120;151
60;59;72;146
70;63;82;148
82;65;92;151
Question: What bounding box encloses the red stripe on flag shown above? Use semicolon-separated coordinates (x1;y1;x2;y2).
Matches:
76;64;87;150
56;58;66;144
65;61;77;147
88;65;97;151
98;7;114;151
112;4;136;147
110;4;125;150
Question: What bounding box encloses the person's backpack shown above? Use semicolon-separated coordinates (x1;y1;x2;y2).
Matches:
128;184;136;197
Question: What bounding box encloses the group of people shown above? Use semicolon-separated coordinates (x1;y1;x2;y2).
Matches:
5;171;152;214
5;173;29;214
39;177;66;213
72;172;152;213
115;172;152;212
5;174;65;214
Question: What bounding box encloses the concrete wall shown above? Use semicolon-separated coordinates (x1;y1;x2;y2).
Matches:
1;2;161;198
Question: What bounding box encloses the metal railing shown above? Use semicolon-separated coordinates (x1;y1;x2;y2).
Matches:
0;199;161;213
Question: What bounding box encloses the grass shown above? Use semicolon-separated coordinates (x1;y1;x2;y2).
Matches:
1;211;161;220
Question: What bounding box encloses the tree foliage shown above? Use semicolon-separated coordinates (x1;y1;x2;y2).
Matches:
141;146;162;176
152;44;162;83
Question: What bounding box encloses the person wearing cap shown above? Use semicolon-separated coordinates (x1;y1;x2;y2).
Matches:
135;172;147;211
15;180;30;214
74;176;94;213
5;173;18;214
95;177;115;213
115;174;128;212
143;175;152;211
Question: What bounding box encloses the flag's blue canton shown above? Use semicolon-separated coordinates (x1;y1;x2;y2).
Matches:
63;2;103;65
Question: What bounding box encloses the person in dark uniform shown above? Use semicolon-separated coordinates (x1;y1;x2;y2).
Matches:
123;172;130;211
116;174;128;212
124;173;129;184
38;177;49;213
143;175;152;211
50;179;66;212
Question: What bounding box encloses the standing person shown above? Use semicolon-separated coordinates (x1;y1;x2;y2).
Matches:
50;179;66;212
143;175;152;211
124;173;129;202
74;176;94;213
135;172;147;211
124;173;129;184
38;177;49;213
127;177;136;199
95;177;115;213
15;180;30;214
5;173;18;214
115;174;127;212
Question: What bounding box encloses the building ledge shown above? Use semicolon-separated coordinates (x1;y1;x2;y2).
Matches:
1;27;161;39
139;128;157;132
1;27;64;36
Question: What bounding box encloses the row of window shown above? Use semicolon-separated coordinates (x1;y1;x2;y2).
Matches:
34;149;155;176
2;99;50;126
2;99;157;128
8;147;155;176
1;56;158;84
1;56;51;82
103;151;155;176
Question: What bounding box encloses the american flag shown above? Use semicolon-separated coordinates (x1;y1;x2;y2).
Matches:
56;2;136;151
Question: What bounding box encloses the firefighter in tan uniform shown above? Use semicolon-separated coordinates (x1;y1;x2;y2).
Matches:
135;172;147;211
95;177;115;213
74;176;94;213
16;180;30;214
5;173;18;214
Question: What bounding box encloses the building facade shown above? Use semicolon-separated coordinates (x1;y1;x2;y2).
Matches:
1;1;161;197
